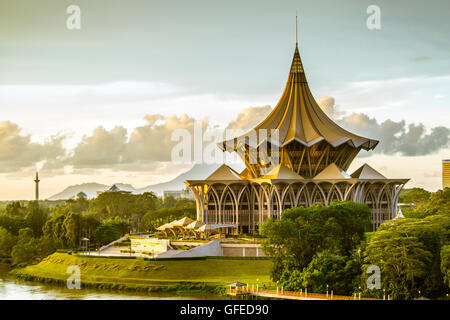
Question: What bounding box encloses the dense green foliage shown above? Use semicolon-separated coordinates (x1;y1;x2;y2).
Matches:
0;226;16;258
263;188;450;299
399;187;431;206
362;214;449;299
279;250;361;295
142;197;196;232
0;192;195;266
401;187;449;219
261;201;371;282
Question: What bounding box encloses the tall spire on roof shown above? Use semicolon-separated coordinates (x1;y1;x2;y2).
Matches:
291;14;305;75
218;23;379;178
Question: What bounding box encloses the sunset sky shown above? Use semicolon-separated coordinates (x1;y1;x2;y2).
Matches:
0;0;449;200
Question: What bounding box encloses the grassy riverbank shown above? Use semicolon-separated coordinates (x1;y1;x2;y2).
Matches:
10;253;271;294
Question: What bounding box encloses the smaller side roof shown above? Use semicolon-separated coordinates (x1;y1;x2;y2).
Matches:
172;217;195;227
186;221;205;230
314;163;351;180
228;282;247;287
262;164;304;180
156;223;172;230
206;164;243;180
108;184;120;191
351;163;387;179
197;224;217;232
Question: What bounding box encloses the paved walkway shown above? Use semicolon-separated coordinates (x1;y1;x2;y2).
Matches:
227;288;379;300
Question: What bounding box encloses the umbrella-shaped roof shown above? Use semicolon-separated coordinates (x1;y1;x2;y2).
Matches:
156;223;172;231
196;224;217;232
218;46;378;152
172;217;195;227
186;221;205;230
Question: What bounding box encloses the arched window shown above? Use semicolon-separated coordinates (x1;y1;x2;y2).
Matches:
311;185;325;205
239;190;250;234
222;190;235;224
271;192;280;219
282;189;295;211
328;186;342;205
297;187;309;207
206;190;219;224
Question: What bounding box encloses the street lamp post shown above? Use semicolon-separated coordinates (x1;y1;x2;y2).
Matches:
129;229;132;257
326;284;329;298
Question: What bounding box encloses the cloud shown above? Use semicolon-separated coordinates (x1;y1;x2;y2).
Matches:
66;114;209;169
71;126;128;167
0;121;66;172
424;170;440;178
316;96;345;119
317;97;450;156
125;114;209;162
226;105;272;131
2;90;447;176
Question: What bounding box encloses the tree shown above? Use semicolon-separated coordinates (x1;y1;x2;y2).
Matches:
322;201;372;255
142;200;196;233
162;196;177;208
441;245;450;288
399;188;430;206
43;211;67;247
280;251;361;295
25;201;48;237
11;228;55;266
260;201;371;281
11;228;38;265
0;214;27;235
91;191;136;220
419;188;450;216
63;212;81;248
93;223;121;246
4;201;26;217
405;187;450;219
363;219;438;299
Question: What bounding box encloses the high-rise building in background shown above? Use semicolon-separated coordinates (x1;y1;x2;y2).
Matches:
443;160;450;189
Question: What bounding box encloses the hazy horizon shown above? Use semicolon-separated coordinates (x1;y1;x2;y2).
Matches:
0;0;449;200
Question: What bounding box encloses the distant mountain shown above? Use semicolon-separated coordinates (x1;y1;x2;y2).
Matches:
136;163;221;195
47;182;137;200
47;163;227;200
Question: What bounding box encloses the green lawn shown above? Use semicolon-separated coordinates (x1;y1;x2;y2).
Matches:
12;253;271;289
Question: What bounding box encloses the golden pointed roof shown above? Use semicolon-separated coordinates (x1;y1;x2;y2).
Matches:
313;163;352;180
262;164;304;180
351;163;387;179
206;164;242;180
219;45;379;151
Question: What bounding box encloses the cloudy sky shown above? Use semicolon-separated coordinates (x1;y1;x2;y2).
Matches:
0;0;449;200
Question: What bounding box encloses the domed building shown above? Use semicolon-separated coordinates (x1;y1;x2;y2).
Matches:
185;37;408;235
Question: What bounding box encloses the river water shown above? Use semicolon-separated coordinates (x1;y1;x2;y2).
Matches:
0;264;217;300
